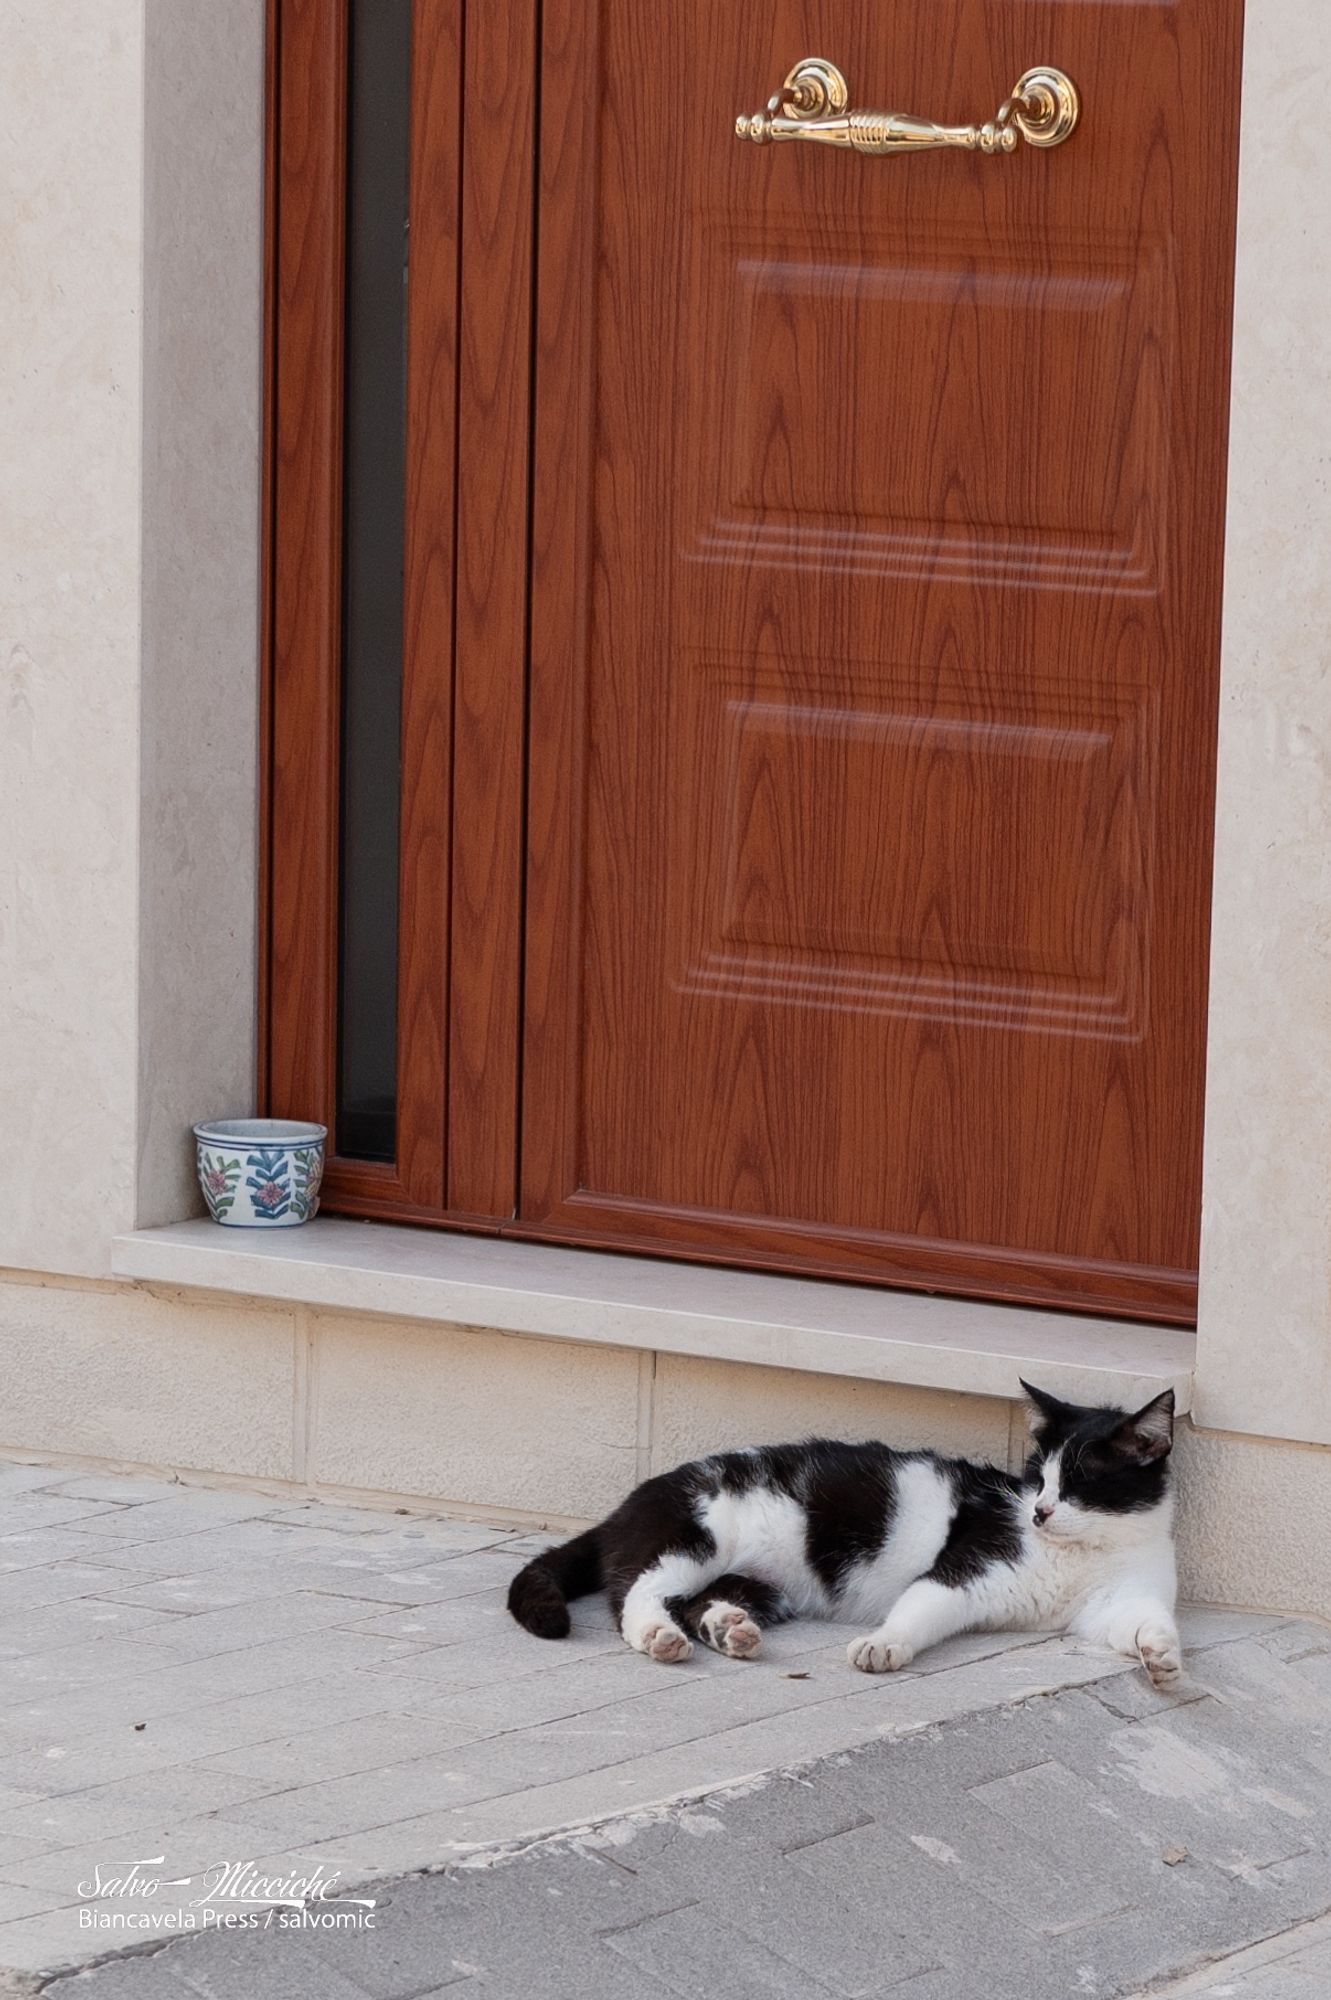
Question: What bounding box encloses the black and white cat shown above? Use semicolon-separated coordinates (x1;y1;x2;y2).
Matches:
508;1381;1182;1688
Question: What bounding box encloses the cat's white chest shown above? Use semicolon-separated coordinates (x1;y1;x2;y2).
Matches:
1015;1538;1098;1624
966;1532;1100;1632
997;1531;1175;1635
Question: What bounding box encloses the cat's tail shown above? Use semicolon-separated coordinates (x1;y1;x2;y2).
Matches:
507;1525;603;1639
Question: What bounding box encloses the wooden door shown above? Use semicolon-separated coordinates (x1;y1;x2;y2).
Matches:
523;0;1242;1321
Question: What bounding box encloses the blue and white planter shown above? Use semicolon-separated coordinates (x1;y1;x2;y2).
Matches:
193;1119;327;1228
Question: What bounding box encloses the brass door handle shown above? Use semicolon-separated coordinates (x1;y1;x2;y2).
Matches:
736;59;1079;155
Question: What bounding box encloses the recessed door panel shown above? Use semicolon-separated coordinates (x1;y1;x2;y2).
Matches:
523;0;1242;1319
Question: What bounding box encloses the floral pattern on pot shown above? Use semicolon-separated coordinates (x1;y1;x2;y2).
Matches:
198;1152;242;1221
245;1148;294;1220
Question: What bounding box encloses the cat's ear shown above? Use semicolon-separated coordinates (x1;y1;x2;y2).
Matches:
1019;1379;1079;1439
1109;1389;1175;1463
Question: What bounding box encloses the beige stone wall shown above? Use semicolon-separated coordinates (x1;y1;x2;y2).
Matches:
0;1272;292;1481
2;1273;1325;1620
1195;0;1331;1443
0;0;263;1279
0;2;145;1274
1173;1426;1331;1623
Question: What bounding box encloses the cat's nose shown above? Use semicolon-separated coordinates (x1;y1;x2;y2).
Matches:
1033;1502;1054;1525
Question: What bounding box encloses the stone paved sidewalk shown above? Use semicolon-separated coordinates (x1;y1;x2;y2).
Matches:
0;1460;1328;1996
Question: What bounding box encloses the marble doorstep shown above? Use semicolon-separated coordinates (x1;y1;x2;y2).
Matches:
113;1217;1194;1410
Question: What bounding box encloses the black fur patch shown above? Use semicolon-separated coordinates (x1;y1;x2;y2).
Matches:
794;1442;897;1594
596;1469;717;1623
927;1461;1024;1586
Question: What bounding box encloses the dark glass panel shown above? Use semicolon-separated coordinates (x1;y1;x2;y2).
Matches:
337;0;412;1162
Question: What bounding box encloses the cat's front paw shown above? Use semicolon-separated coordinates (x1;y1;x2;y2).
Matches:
848;1632;914;1674
1138;1625;1182;1691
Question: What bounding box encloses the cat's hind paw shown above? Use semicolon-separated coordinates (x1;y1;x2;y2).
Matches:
848;1632;914;1674
642;1621;693;1664
702;1603;762;1659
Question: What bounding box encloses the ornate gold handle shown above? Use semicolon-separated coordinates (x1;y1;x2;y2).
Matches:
736;59;1079;155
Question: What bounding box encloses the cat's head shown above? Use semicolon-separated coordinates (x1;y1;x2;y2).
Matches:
1018;1380;1175;1545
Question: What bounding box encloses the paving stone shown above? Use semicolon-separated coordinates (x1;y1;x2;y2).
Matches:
71;1632;430;1724
0;1468;72;1498
362;1626;627;1695
217;1751;509;1846
0;1602;182;1668
161;1930;372;2000
298;1855;683;1998
71;1580;278;1619
53;1499;273;1545
408;1650;693;1735
290;1565;518;1611
340;1555;526;1611
255;1504;406;1538
1143;1912;1331;1995
1177;1610;1286;1652
386;1522;519;1557
135;1594;377;1661
1259;1623;1331;1666
0;1763;277;1852
784;1814;1071;2000
199;1711;478;1789
1087;1671;1214;1721
964;1755;1190;1932
0;1673;413;1800
600;1821;936;1995
0;1645;190;1702
285;1903;482;1998
603;1899;838;1999
46;1477;188;1507
1068;1702;1329;1876
42;1953;204;1999
339;1599;543;1649
0;1885;71;1922
0;1505;126;1538
0;1535;142;1575
0;1568;163;1621
465;1940;675;2000
0;1814;309;1902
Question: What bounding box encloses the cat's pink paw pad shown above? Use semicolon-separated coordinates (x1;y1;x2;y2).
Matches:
704;1605;762;1659
645;1622;693;1663
723;1617;762;1660
848;1633;913;1674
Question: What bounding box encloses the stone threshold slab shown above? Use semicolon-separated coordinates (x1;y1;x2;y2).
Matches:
114;1218;1193;1410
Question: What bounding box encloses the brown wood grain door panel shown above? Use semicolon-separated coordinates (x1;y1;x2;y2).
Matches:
263;0;534;1225
522;0;1243;1320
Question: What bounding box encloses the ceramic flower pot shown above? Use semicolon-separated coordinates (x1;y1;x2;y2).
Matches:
193;1119;327;1227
